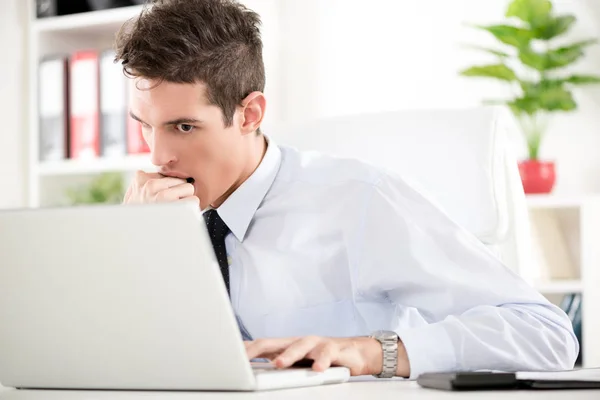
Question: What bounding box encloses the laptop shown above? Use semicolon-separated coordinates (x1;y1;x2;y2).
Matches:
0;203;350;391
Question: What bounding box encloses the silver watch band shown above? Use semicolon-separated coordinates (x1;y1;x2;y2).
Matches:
370;330;398;378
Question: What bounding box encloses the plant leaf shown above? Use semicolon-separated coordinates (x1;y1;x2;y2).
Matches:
536;86;577;111
65;173;125;205
460;64;518;81
518;39;596;71
474;24;534;48
461;44;510;58
518;47;548;70
509;83;576;114
507;102;522;117
521;79;564;99
506;0;552;28
535;14;576;39
509;96;540;115
482;99;509;105
545;40;598;68
519;80;534;93
565;74;600;84
568;38;599;48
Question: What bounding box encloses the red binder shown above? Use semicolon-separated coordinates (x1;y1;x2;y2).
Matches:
127;117;150;154
69;50;100;159
126;83;150;154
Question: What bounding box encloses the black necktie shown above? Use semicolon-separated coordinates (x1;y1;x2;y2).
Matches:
203;209;231;296
202;209;255;342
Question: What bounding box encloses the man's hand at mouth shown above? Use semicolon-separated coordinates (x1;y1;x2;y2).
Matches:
123;171;199;207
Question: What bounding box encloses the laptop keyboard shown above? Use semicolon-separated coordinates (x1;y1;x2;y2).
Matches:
251;359;315;374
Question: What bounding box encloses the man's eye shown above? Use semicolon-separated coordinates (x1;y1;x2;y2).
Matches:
176;124;195;133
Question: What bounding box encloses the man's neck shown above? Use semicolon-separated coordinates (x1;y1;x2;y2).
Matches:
210;134;267;209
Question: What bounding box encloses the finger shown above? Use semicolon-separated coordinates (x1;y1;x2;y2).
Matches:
307;342;339;372
123;185;132;203
245;337;299;361
144;177;187;195
134;170;163;186
274;336;322;369
178;195;200;206
155;183;195;202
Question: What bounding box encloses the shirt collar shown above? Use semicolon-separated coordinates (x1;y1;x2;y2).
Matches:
212;135;282;242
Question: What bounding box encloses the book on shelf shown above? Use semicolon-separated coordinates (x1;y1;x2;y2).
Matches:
35;0;141;19
37;47;150;165
69;49;101;160
38;55;70;161
558;292;583;366
99;49;127;158
35;0;90;18
126;115;149;154
125;78;149;154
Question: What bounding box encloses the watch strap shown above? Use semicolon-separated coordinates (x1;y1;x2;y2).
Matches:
371;331;398;378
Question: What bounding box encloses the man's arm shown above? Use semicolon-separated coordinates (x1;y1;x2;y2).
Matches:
353;173;578;378
246;172;578;378
244;334;401;376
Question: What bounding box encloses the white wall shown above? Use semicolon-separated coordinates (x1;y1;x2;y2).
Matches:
277;0;600;195
312;0;507;115
543;0;600;194
1;0;599;206
243;0;282;130
0;0;27;208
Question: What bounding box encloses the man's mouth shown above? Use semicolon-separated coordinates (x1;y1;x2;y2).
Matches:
159;172;195;185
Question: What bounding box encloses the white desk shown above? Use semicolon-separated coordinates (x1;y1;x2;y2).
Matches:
1;381;599;400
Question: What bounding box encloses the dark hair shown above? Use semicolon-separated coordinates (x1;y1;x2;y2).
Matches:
114;0;265;129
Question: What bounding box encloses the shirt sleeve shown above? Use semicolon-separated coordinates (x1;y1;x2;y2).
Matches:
355;173;579;379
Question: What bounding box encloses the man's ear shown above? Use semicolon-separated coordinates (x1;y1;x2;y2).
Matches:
238;91;266;135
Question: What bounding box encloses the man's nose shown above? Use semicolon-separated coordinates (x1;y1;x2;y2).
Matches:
149;131;177;167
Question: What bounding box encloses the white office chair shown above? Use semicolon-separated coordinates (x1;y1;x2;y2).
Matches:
270;107;534;279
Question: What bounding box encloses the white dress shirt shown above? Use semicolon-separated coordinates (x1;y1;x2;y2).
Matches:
214;136;578;379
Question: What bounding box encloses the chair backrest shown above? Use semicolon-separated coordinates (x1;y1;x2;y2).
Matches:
270;107;533;275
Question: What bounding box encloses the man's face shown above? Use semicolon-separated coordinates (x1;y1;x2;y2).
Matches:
129;79;248;209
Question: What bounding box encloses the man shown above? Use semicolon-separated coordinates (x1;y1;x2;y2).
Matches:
117;0;578;379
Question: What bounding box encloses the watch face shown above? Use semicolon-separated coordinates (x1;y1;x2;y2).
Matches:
374;330;398;340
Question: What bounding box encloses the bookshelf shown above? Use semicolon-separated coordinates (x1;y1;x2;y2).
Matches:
27;1;280;208
27;4;149;208
33;5;143;34
35;154;153;176
526;194;586;209
525;193;600;368
533;279;583;294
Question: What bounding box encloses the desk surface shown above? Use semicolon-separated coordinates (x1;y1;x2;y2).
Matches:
1;380;600;400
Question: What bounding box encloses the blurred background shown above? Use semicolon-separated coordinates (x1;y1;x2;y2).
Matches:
0;0;599;371
3;0;600;209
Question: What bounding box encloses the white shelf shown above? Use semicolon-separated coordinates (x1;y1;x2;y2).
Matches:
526;194;585;209
35;154;154;176
533;280;583;294
33;5;143;35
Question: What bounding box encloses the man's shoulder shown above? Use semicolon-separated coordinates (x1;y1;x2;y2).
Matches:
276;145;387;188
272;144;434;206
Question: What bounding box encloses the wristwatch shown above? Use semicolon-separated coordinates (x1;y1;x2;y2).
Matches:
369;330;399;378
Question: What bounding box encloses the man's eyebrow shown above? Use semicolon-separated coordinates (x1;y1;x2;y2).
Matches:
128;112;204;127
163;118;204;126
129;111;146;124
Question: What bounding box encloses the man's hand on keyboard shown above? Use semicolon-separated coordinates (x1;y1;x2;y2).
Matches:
244;336;409;377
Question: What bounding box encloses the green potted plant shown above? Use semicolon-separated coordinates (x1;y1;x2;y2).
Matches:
460;0;600;194
65;172;125;205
